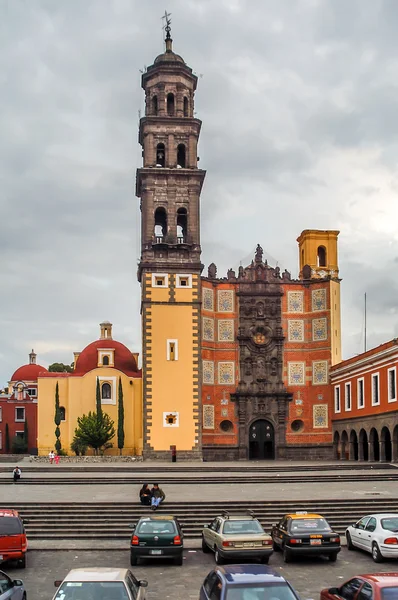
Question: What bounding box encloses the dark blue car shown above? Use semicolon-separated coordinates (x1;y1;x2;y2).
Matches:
199;564;301;600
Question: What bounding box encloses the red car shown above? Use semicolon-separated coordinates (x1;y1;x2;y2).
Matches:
321;573;398;599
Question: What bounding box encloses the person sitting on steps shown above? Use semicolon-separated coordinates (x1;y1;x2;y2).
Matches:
139;483;152;506
13;466;21;483
151;483;165;511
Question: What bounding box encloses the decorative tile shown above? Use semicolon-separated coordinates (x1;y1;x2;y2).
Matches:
217;290;234;313
312;360;328;385
313;404;328;428
218;362;235;385
312;288;327;312
203;317;214;342
288;362;305;386
218;320;234;342
203;360;214;385
203;405;215;429
163;411;179;427
312;317;328;341
203;287;214;311
287;291;303;313
221;408;228;417
288;320;304;342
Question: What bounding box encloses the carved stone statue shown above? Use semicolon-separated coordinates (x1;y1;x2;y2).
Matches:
257;356;267;380
208;263;217;279
255;244;263;263
270;357;278;376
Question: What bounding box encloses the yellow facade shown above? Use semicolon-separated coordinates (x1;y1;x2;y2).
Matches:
297;229;339;277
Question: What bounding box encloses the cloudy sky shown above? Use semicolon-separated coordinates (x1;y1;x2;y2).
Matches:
1;0;398;386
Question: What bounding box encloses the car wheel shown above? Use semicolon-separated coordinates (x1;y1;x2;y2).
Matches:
272;540;280;552
346;531;354;551
130;552;138;566
282;545;292;563
372;542;384;563
202;537;211;553
174;554;183;566
328;553;338;562
214;548;224;565
19;555;26;569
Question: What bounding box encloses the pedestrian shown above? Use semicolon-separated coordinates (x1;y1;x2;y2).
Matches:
139;483;152;506
54;454;60;465
48;450;55;464
13;466;21;483
150;483;165;511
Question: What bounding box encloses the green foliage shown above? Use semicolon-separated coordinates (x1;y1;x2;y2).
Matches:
54;382;62;453
5;423;10;453
57;448;68;456
24;420;28;448
48;363;73;373
11;436;28;454
117;377;125;454
96;378;102;420
74;411;115;455
70;437;88;456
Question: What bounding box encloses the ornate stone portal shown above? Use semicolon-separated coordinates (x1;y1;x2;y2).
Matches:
231;245;292;459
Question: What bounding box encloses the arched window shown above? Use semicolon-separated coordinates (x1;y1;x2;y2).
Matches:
154;207;167;242
102;356;109;366
167;93;175;116
151;95;158;115
156;143;165;167
183;96;189;117
59;406;66;421
317;246;327;267
177;144;186;168
101;383;111;400
177;207;187;243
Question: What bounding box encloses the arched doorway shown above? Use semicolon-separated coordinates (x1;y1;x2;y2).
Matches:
249;420;274;460
333;431;340;460
359;429;368;461
349;430;359;461
370;428;380;462
341;430;348;460
381;426;392;462
393;425;398;462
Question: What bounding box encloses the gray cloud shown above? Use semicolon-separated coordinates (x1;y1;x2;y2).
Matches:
1;0;398;384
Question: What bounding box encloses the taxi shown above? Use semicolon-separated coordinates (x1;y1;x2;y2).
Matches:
271;511;340;563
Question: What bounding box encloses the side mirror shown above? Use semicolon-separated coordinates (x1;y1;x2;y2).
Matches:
352;523;357;528
13;580;23;587
204;524;209;529
328;588;339;595
54;580;63;587
139;580;148;588
128;523;136;529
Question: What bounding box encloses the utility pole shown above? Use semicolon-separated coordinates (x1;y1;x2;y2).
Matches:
364;293;367;352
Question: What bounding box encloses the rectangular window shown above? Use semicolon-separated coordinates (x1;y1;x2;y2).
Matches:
27;388;36;397
372;373;380;406
357;378;365;409
345;382;351;411
388;367;396;402
15;431;24;439
167;339;178;361
176;274;192;288
334;386;340;413
151;273;168;288
15;407;25;422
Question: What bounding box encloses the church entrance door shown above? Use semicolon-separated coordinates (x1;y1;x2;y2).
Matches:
249;420;275;460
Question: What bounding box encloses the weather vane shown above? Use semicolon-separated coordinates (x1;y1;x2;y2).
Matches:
162;10;172;40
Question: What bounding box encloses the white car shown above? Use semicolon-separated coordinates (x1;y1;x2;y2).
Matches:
0;571;25;600
52;568;148;600
346;513;398;562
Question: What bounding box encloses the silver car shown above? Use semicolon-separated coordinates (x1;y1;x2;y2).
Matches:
0;571;25;600
52;568;147;600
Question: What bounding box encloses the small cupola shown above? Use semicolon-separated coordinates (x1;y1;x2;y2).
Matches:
100;321;113;340
29;349;37;365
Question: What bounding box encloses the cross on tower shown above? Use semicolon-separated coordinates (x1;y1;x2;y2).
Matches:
162;11;172;39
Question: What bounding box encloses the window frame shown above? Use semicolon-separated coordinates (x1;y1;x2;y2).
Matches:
166;339;178;361
357;377;365;409
176;274;192;288
101;382;112;400
15;431;25;439
27;388;37;397
334;385;341;413
345;382;352;412
388;367;396;403
371;372;380;406
15;406;25;422
151;273;168;288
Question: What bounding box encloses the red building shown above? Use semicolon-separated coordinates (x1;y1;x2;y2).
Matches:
0;350;45;454
331;339;398;462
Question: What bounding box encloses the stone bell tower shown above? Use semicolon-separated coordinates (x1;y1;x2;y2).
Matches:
136;19;206;459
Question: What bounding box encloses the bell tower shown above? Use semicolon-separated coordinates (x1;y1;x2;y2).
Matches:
136;18;206;459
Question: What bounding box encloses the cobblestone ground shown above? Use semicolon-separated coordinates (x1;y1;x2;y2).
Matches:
5;548;398;600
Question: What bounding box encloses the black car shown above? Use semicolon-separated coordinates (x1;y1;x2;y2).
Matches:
271;512;341;563
130;515;183;565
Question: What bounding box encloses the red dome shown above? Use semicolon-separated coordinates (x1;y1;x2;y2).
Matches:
11;363;48;382
73;339;138;376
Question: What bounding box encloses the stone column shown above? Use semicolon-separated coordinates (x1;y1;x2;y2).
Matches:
368;441;375;462
358;441;365;461
340;442;346;460
158;85;166;116
380;439;386;462
392;440;398;463
189;135;197;168
168;133;176;168
349;440;356;461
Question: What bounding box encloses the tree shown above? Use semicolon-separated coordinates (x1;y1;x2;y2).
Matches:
5;423;10;453
70;437;88;456
24;419;28;451
73;411;115;456
96;377;102;421
117;377;124;455
54;382;62;453
48;362;73;373
11;436;27;454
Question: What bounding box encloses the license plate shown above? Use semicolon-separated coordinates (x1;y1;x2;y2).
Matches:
243;543;254;547
310;539;322;545
150;549;162;555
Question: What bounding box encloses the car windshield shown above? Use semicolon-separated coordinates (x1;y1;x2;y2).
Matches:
55;581;129;600
136;520;176;534
382;588;398;599
226;584;298;600
0;517;22;535
289;518;331;533
381;518;398;532
223;520;264;535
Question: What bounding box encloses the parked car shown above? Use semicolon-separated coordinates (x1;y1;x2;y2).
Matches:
271;511;340;563
346;513;398;563
320;573;398;599
0;510;28;569
0;571;25;600
200;564;301;600
52;568;148;600
130;515;183;565
202;510;273;565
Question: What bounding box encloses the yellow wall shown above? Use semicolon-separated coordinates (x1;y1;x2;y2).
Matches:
329;279;342;365
37;370;143;456
297;230;339;276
